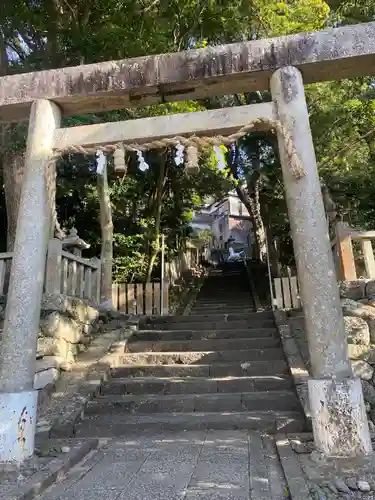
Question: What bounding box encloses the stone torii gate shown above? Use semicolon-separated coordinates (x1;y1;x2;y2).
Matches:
1;22;375;463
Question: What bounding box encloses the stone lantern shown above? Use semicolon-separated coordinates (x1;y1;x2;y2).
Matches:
62;228;90;257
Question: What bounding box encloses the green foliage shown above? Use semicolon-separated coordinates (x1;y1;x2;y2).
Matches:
1;0;375;278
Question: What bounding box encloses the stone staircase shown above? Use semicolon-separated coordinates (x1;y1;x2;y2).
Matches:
75;265;306;436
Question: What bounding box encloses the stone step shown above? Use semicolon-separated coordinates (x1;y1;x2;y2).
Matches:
126;337;280;353
111;359;290;378
150;312;274;324
150;319;275;331
103;374;294;395
85;390;301;415
192;295;253;300
190;309;256;315
118;348;285;365
190;302;256;315
75;411;305;436
132;328;277;341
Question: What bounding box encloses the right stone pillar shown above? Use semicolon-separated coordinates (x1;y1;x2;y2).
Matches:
270;66;372;457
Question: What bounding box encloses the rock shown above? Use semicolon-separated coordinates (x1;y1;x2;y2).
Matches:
322;481;337;494
361;380;375;406
34;367;59;390
349;304;375;321
333;478;350;494
357;480;371;492
35;445;61;457
341;298;361;315
346;477;358;490
66;297;99;324
309;484;327;500
42;294;99;325
40;311;83;343
290;440;314;454
309;450;326;464
348;344;375;364
340;280;366;300
351;360;374;381
344;317;370;345
366;280;375;298
37;337;56;357
367;319;375;343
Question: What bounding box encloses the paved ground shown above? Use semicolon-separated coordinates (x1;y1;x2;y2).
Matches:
37;430;288;500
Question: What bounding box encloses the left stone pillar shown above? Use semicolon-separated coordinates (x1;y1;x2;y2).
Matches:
0;99;61;463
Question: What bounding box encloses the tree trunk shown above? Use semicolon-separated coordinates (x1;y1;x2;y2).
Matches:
247;183;266;262
260;200;281;277
145;159;166;283
97;156;113;307
3;152;25;252
228;145;266;261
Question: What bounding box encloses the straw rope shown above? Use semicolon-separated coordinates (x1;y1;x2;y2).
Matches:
46;116;305;233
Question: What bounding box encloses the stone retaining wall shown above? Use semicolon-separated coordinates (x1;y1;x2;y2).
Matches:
0;293;129;408
286;279;375;432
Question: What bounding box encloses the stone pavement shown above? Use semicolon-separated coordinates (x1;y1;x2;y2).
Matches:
37;430;289;500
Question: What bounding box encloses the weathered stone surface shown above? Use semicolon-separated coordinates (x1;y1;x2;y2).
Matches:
366;280;375;298
346;477;358;490
341;298;361;314
348;344;375;364
309;483;327;500
290;439;314;454
34;367;59;390
361;380;375;406
339;280;366;301
37;337;56;357
344;301;375;321
40;311;83;343
333;477;351;494
367;319;375;344
1;21;375;122
357;480;371;492
344;317;370;345
42;294;99;325
351;360;374;381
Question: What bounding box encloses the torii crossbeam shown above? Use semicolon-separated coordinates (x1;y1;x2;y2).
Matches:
0;21;375;122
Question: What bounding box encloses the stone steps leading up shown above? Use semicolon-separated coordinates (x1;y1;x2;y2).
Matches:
148;319;275;331
190;306;256;314
125;336;280;353
118;347;285;365
131;327;277;341
76;410;305;436
110;359;290;378
85;390;301;415
73;266;306;436
102;374;294;395
149;312;273;323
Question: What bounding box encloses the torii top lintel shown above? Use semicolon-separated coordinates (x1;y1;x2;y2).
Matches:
1;21;375;123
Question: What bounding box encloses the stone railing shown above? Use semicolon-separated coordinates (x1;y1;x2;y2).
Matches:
331;221;375;281
0;238;101;304
45;239;101;303
0;252;13;295
273;275;301;310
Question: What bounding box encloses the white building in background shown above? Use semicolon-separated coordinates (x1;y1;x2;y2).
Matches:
191;190;253;251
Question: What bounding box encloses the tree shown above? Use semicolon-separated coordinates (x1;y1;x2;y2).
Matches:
2;0;375;283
